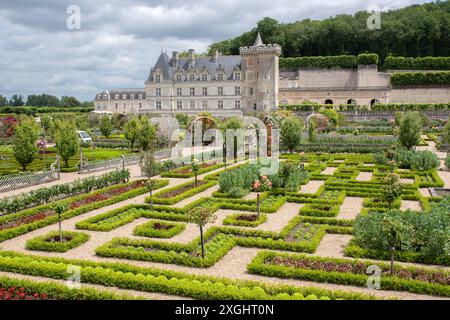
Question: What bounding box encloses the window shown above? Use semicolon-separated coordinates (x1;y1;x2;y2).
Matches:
123;103;126;109
202;87;208;96
189;74;195;81
218;100;223;109
234;72;241;80
155;74;161;83
176;74;182;82
235;86;240;95
218;86;223;96
138;94;143;99
250;87;254;96
217;74;223;81
176;88;182;96
264;73;267;79
202;101;208;109
253;103;257;110
235;100;241;109
115;103;118;109
122;94;127;99
156;88;161;96
190;87;195;96
115;94;119;99
130;94;135;99
201;74;208;81
189;101;195;109
156;101;161;109
177;101;183;109
139;103;142;109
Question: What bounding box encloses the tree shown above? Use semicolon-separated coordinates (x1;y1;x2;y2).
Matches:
55;121;79;167
40;115;52;137
60;96;81;108
399;112;422;150
308;118;317;142
53;203;69;243
140;151;160;209
100;116;113;138
138;116;157;151
13;119;39;171
280;116;303;153
191;158;200;187
381;173;404;210
9;94;25;107
188;207;216;259
0;94;8;106
124;116;141;151
26;94;60;107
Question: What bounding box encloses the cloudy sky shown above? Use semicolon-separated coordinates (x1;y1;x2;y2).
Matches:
0;0;433;101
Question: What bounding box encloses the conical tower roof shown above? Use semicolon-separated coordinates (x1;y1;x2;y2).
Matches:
253;31;263;46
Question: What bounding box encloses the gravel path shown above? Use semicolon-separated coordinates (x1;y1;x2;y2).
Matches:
356;172;372;182
321;167;336;175
300;180;324;194
336;197;363;220
401;200;422;211
314;234;353;258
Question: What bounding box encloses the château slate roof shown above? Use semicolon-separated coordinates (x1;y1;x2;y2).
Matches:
146;52;242;82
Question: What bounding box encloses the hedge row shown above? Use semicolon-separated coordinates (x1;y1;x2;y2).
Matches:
222;213;267;227
149;180;217;205
0;251;374;300
133;220;186;238
384;56;450;70
280;54;381;70
25;231;90;252
161;162;225;178
0;106;93;115
248;251;450;297
390;71;450;86
371;103;450;111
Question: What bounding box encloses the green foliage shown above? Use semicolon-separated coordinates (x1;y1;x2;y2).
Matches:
391;72;450;86
319;108;338;127
443;120;450;144
308;119;317;142
280;55;357;69
384;56;450;70
140;152;160;179
372;103;450;111
354;198;450;259
399;112;422;149
218;164;259;197
133;220;186;238
373;151;388;165
280;116;303;153
356;53;379;65
99;116;112;138
12;119;39;171
9;94;25;106
446;155;450;170
26;94;60;107
138;116;157;151
55;120;79;167
380;173;403;209
269;162;309;192
410;151;440;171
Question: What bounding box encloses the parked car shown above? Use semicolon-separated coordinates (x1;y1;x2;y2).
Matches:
77;131;92;143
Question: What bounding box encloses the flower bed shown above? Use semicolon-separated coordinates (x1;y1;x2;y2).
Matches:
0;275;134;300
161;162;224;178
133;220;186;238
26;231;90;252
223;213;267;227
248;251;450;297
0;179;169;242
149;180;216;205
0;251;373;300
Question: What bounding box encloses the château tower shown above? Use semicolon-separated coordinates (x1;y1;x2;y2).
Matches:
240;31;282;114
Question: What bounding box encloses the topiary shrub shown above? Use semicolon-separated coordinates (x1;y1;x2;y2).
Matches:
410;151;440;171
357;53;379;65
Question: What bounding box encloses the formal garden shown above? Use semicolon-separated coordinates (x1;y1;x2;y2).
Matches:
0;108;449;300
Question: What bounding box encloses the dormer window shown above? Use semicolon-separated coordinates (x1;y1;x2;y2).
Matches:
115;94;119;99
122;94;127;99
176;74;182;82
217;74;223;81
130;94;135;99
189;74;195;81
201;74;208;81
155;74;161;83
138;94;143;99
234;72;241;80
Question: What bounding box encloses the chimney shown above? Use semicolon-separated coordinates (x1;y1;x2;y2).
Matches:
188;49;195;67
171;51;179;67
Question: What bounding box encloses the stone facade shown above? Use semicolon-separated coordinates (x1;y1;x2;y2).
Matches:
94;33;281;117
279;65;450;107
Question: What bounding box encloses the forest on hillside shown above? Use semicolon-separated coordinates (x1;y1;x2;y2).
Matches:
207;1;450;60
